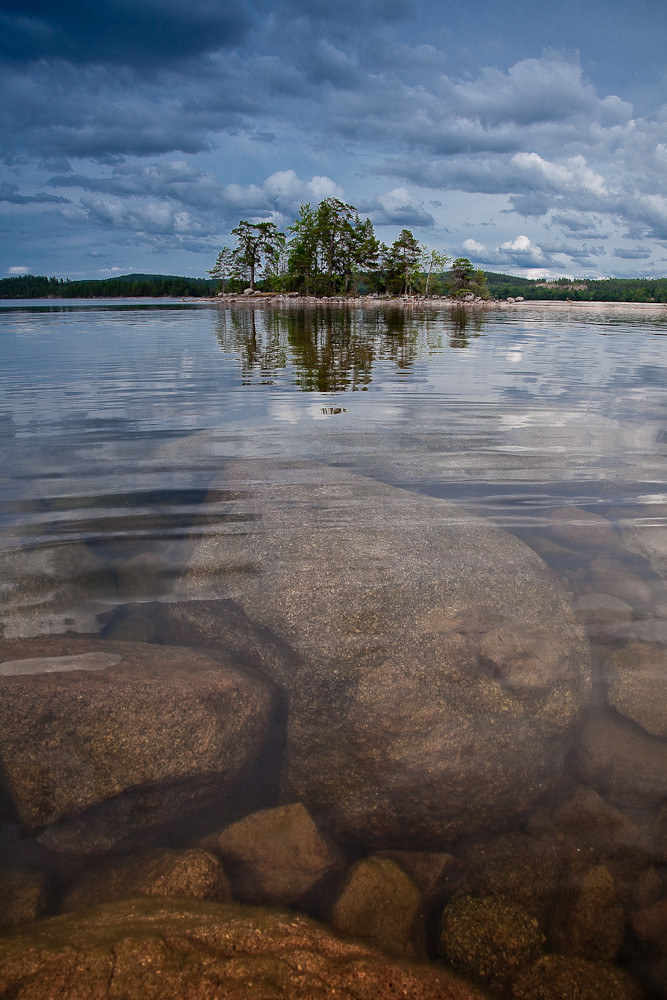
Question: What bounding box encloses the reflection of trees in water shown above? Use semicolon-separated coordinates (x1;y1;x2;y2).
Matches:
214;305;484;391
447;305;484;348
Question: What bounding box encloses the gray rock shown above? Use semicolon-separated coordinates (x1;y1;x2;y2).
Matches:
331;856;424;956
0;897;489;1000
203;802;338;906
61;847;231;911
174;460;590;848
606;641;667;737
0;636;279;852
545;507;621;554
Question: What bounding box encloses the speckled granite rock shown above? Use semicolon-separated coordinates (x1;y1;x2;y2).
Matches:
0;897;489;1000
606;641;667;737
61;848;231;911
173;460;591;849
513;954;644;1000
0;635;279;852
332;856;424;956
202;803;338;906
439;894;544;990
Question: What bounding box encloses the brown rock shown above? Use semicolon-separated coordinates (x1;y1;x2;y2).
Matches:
588;558;655;612
439;894;544;989
514;954;644;1000
203;802;338;907
0;897;489;1000
173;460;590;849
551;787;645;855
0;636;279;852
0;868;49;928
462;833;563;921
606;641;667;737
331;856;424;956
546;507;620;553
574;710;667;810
549;863;625;961
61;848;231;911
378;850;458;898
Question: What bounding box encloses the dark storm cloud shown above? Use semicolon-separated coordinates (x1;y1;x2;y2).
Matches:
0;0;251;68
0;182;68;204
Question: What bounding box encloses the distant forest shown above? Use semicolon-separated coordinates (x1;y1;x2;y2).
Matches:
0;273;216;299
2;270;667;303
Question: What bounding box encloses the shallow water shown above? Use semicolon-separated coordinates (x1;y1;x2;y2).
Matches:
1;299;667;996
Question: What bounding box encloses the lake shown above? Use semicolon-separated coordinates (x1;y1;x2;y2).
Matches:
1;298;666;998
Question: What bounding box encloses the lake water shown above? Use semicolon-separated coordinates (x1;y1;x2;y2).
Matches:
1;299;667;996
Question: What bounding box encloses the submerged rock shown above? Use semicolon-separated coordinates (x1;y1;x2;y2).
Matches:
606;641;667;737
439;894;544;989
461;833;563;922
573;709;667;810
202;802;339;907
0;868;49;929
173;460;591;848
0;897;489;1000
0;539;113;638
61;847;231;911
549;863;625;962
513;954;644;1000
331;856;424;956
0;636;279;852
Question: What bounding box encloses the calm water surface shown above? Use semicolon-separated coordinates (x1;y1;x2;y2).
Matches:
1;299;667;994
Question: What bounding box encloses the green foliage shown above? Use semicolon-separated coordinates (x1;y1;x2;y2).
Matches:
230;220;284;291
0;273;217;299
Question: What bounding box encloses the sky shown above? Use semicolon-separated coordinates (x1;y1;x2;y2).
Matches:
1;0;667;282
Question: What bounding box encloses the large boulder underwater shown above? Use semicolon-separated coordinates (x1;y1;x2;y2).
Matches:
169;459;591;850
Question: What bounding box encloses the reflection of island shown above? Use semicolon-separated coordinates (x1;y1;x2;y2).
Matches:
215;305;485;391
448;305;484;348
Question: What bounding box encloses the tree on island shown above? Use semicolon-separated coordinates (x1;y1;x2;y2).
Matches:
210;201;488;298
230;221;284;291
385;229;424;295
287;198;381;296
207;246;234;294
446;257;489;298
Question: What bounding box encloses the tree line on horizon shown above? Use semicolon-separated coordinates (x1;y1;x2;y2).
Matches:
209;198;489;298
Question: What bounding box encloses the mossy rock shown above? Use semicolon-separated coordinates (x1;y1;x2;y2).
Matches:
513;953;644;1000
439;894;544;989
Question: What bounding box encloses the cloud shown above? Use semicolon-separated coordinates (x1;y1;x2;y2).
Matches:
0;0;251;69
511;153;608;198
362;187;435;227
462;239;487;255
45;165;350;251
613;247;651;260
0;182;68;204
7;265;30;274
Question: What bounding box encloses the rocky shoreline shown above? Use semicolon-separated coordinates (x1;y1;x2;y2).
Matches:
203;293;667;316
1;464;666;998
